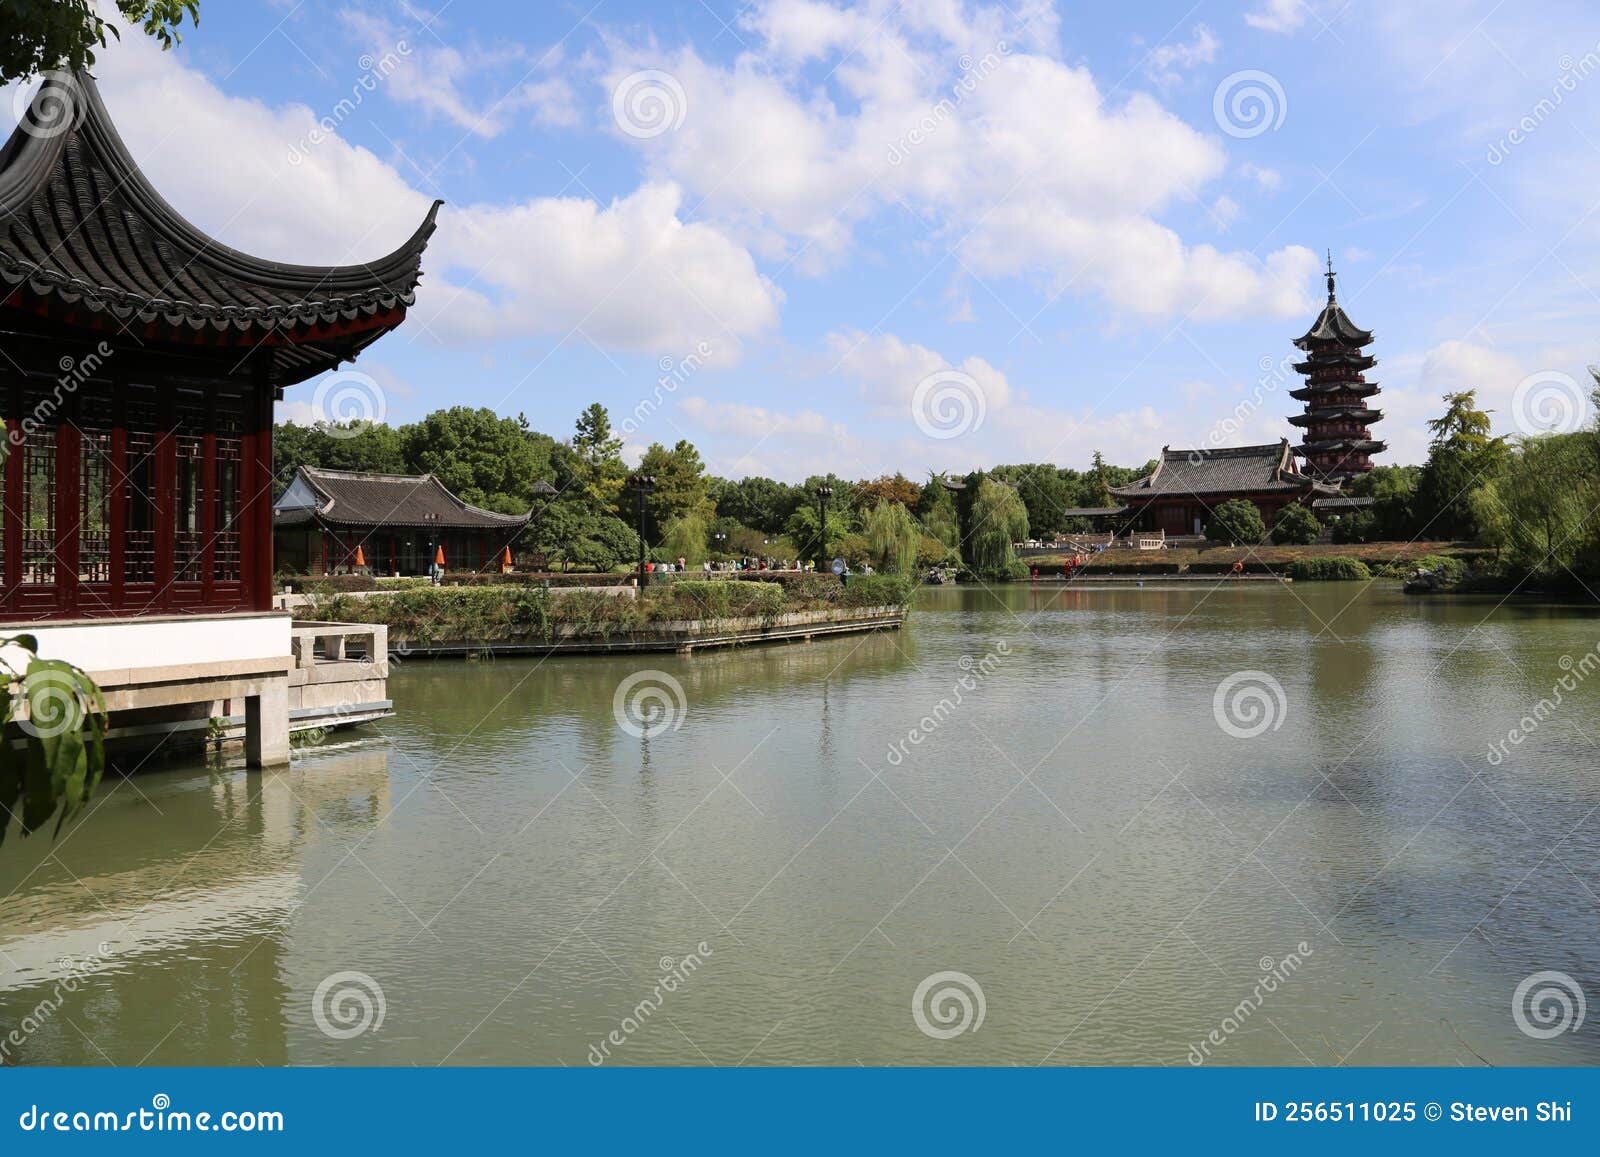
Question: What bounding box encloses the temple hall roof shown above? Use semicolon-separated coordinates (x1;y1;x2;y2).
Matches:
274;466;530;531
1110;440;1337;499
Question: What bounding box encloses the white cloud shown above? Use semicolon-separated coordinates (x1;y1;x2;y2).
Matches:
1240;162;1282;191
1245;0;1311;34
607;1;1318;322
340;10;579;136
61;13;776;360
827;330;1015;414
1146;24;1220;86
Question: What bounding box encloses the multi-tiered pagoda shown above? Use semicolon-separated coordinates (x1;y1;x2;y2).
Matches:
1288;254;1385;481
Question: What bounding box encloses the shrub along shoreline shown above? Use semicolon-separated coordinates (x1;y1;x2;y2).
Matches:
309;574;915;648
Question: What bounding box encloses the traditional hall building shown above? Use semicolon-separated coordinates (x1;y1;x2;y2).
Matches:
1;73;437;763
274;466;530;577
1109;253;1382;537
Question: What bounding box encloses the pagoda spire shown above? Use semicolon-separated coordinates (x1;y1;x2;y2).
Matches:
1287;248;1385;482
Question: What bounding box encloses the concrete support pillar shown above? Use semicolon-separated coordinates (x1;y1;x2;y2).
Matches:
245;677;290;768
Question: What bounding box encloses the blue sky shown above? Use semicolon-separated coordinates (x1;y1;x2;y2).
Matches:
9;0;1600;478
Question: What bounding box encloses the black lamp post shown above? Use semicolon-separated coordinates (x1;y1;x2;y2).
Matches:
627;473;657;588
815;484;834;573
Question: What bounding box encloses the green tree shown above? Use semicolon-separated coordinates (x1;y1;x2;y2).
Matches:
4;1;198;85
402;407;555;514
274;420;407;480
709;475;801;534
1349;465;1420;541
862;501;920;574
1270;502;1321;545
918;474;961;548
1473;433;1600;578
660;512;711;565
1413;390;1509;541
968;478;1029;580
571;403;627;511
638;439;713;540
527;499;638;572
1205;499;1266;546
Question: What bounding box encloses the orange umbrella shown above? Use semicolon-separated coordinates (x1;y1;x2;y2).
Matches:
354;544;366;568
435;545;447;567
501;545;513;573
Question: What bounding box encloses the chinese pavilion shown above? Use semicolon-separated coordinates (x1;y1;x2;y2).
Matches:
1;72;438;619
1;72;437;764
274;466;530;577
1288;254;1385;481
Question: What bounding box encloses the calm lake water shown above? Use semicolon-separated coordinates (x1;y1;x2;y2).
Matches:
4;582;1598;1066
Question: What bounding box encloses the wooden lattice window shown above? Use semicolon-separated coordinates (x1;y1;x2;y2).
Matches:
214;393;245;582
123;386;160;587
78;427;113;584
174;390;205;582
19;426;56;586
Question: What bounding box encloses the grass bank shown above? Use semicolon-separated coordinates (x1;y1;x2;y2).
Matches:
1025;541;1490;580
309;574;915;647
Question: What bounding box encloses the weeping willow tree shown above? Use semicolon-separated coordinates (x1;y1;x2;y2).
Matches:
968;478;1029;580
863;501;920;574
660;512;710;565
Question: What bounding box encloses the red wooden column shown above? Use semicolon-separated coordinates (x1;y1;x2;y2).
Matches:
245;380;275;610
1;382;18;614
55;411;81;617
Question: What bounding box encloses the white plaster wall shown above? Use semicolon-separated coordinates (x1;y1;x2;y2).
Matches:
3;614;291;672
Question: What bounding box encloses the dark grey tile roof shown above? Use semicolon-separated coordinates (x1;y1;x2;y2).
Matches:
274;467;529;530
1;73;438;383
1110;440;1322;498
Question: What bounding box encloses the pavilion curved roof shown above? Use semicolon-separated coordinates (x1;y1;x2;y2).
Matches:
1;72;439;382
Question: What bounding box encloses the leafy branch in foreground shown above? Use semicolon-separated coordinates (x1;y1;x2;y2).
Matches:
2;1;200;86
1;633;108;848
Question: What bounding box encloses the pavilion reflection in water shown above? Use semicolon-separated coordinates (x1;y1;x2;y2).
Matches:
0;749;391;1065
